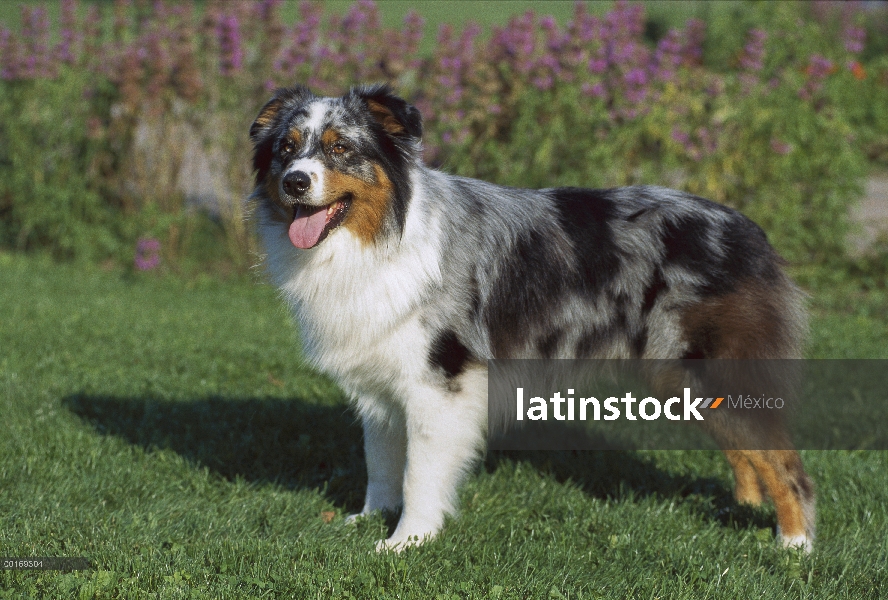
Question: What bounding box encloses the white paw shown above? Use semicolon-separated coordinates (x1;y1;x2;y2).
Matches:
780;533;813;553
374;534;428;553
345;513;365;525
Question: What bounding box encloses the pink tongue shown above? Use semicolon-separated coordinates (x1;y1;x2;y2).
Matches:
288;205;328;249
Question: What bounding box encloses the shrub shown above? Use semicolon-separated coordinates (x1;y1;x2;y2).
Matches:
0;70;119;261
0;0;882;269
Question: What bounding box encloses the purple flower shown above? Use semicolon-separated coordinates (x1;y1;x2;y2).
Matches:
622;67;649;104
739;73;759;95
0;28;14;80
624;68;647;86
770;138;792;155
842;25;865;54
20;6;52;78
135;238;161;271
657;29;683;57
217;14;244;75
739;29;767;72
532;75;553;91
256;0;284;22
538;54;559;70
275;1;322;76
343;0;380;35
55;0;80;65
398;10;426;67
582;81;606;98
799;54;834;101
697;126;718;153
671;127;690;145
588;57;607;74
808;54;834;78
683;19;705;65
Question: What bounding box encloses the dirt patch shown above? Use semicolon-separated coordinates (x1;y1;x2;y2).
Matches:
849;175;888;253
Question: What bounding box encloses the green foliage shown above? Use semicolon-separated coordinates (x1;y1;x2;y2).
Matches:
0;70;119;261
0;1;885;271
425;1;883;266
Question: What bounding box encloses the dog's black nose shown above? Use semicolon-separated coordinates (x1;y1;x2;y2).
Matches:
283;171;311;196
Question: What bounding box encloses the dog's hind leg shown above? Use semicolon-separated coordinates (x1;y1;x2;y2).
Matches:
724;449;765;506
739;449;815;551
377;366;488;552
704;415;815;551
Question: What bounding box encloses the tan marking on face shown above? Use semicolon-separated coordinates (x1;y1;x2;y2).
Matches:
287;129;302;146
679;279;793;359
365;100;405;135
324;164;393;245
321;128;340;147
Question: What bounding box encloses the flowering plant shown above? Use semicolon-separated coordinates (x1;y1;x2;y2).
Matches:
0;0;882;267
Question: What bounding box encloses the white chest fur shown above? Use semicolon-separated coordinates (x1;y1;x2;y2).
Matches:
262;198;443;398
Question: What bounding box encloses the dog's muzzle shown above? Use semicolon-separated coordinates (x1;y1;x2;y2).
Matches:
282;170;311;198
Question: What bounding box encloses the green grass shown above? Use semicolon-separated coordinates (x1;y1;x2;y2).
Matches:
1;252;886;599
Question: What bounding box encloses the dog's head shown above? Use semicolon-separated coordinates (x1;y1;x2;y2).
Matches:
250;84;423;249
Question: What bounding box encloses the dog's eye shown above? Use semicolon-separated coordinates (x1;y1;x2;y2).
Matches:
282;141;296;155
331;142;348;155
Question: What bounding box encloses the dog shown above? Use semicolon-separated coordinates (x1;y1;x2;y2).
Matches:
248;84;815;552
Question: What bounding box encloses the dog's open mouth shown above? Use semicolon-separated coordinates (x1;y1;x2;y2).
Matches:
288;197;351;249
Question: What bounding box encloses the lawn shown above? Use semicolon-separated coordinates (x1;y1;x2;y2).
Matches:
0;252;886;599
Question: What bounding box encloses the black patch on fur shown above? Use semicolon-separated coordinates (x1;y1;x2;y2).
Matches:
429;330;470;379
451;177;488;218
536;329;563;359
574;326;616;357
549;188;622;298
469;271;481;319
353;83;423;139
715;217;782;283
575;331;597;357
252;136;275;187
641;268;668;317
484;226;570;357
661;198;782;297
626;207;650;221
631;326;648;358
682;323;717;360
661;213;714;273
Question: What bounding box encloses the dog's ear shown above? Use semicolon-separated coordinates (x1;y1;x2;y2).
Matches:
249;85;313;143
250;96;284;143
352;84;423;140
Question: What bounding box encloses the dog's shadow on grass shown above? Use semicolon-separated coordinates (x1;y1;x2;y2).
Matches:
62;394;369;510
63;394;772;531
485;449;774;531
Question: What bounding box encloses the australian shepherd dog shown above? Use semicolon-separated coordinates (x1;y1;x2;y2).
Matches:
249;84;814;552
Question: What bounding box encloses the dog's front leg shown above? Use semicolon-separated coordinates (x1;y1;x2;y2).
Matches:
351;406;407;520
377;375;487;551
